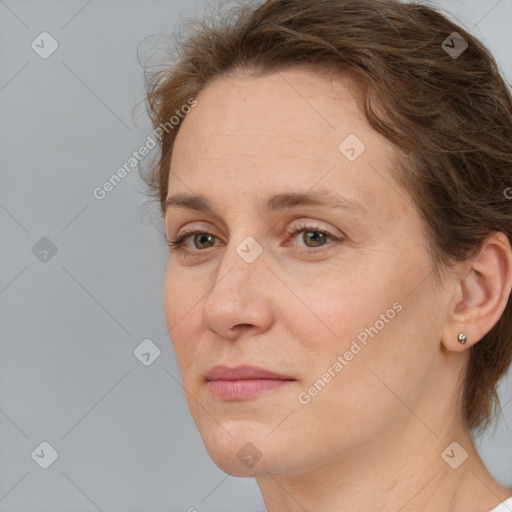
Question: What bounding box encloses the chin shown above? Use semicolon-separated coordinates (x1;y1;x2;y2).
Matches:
198;423;289;477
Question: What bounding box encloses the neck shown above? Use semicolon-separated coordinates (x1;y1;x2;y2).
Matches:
256;415;510;512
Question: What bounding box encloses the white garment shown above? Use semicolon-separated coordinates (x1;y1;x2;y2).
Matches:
488;496;512;512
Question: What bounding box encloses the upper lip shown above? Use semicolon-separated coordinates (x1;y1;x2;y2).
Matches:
205;365;294;381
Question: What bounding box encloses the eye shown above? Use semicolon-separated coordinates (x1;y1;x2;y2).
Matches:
167;228;218;252
284;222;342;251
166;222;342;256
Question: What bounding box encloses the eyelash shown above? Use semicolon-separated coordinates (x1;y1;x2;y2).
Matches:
166;222;342;257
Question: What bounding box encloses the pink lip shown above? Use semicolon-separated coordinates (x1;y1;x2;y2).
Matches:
205;365;295;400
205;365;292;381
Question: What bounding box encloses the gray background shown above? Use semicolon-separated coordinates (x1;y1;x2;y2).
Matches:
0;0;511;511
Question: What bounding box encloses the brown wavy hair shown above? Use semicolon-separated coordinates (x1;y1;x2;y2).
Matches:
141;0;512;436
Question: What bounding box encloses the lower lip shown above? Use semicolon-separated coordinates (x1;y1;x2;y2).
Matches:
207;379;293;400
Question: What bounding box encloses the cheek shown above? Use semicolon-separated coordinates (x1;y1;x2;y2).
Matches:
289;253;436;396
304;275;438;425
287;305;433;458
163;264;203;370
163;264;179;326
163;261;205;326
298;243;433;354
285;261;394;354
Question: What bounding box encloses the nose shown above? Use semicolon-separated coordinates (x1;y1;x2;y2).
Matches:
201;238;275;340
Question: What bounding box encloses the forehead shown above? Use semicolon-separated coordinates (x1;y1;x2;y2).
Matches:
172;67;371;160
168;67;401;217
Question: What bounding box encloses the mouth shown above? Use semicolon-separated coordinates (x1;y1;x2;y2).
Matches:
205;365;296;401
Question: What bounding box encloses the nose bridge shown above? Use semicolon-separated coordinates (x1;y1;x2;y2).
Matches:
211;233;266;297
201;233;269;333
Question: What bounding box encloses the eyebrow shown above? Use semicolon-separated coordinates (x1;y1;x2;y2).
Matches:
163;189;367;216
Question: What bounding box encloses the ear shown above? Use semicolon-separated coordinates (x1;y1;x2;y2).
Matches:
442;232;512;352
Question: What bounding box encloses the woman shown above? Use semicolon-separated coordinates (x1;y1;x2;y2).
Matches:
142;0;512;510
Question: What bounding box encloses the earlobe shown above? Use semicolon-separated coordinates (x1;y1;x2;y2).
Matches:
441;232;512;353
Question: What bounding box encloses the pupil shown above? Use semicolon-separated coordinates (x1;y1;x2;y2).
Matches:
195;233;213;248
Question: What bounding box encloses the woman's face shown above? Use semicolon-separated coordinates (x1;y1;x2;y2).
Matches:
163;67;455;477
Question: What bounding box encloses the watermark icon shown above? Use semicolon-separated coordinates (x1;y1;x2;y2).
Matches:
133;338;161;366
237;442;263;468
298;301;403;405
93;98;197;201
441;32;468;59
236;236;263;263
339;133;366;162
31;441;59;469
32;237;58;263
31;32;59;59
441;441;468;469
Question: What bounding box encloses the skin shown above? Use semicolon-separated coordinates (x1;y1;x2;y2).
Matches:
162;67;512;512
